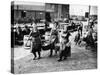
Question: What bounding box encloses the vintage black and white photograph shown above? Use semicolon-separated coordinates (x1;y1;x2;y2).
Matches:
11;1;98;74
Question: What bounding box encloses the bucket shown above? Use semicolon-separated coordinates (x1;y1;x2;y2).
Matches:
23;35;32;49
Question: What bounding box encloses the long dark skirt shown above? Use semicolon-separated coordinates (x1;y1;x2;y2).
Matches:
60;46;71;58
31;44;41;53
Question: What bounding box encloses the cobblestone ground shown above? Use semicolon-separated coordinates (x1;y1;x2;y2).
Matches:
13;32;97;74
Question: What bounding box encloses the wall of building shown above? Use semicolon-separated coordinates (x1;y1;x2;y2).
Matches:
12;2;70;23
45;3;69;20
62;5;69;18
12;5;45;23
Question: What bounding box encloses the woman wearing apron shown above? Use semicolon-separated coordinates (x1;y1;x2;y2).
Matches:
58;31;71;62
29;22;42;60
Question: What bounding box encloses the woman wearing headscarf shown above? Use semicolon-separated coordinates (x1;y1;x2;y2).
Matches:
28;22;42;60
58;31;71;62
